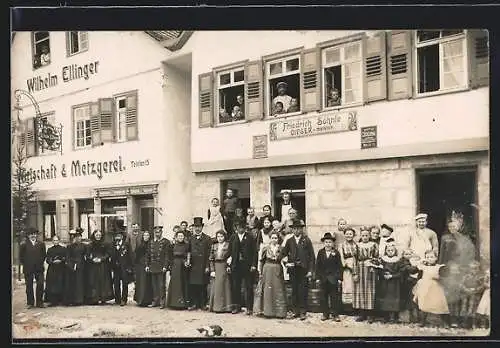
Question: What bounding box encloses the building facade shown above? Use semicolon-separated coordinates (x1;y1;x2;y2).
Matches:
11;31;193;242
177;30;489;264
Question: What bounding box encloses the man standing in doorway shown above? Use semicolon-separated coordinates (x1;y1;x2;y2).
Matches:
187;217;211;311
222;188;241;237
19;228;46;309
146;225;171;309
405;213;439;260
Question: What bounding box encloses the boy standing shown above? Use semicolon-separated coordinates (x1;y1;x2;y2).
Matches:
222;188;241;236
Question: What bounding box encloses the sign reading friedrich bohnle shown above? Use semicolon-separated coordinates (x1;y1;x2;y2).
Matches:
269;111;357;141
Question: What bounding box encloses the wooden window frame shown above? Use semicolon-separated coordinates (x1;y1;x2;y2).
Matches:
72;103;92;150
215;66;246;126
66;31;89;57
31;31;51;70
112;89;139;143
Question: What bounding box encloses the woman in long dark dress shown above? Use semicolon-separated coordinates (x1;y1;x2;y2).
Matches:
44;235;66;306
438;211;476;268
64;229;87;306
209;230;232;313
166;230;189;309
85;230;114;305
134;231;153;307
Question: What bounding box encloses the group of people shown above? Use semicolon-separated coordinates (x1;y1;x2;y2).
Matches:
18;189;490;330
272;81;299;116
219;95;245;124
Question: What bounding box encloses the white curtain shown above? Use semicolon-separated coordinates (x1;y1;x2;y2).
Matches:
44;215;52;239
442;39;464;89
52;215;57;238
80;213;89;239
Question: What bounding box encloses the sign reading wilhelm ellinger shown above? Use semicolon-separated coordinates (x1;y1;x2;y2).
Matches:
361;126;377;149
253;135;268;159
269;111;357;141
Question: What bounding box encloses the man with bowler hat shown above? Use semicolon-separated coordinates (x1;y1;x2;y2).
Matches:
19;227;47;309
146;225;172;309
110;229;133;306
315;232;343;321
229;219;257;314
187;217;212;310
281;220;315;320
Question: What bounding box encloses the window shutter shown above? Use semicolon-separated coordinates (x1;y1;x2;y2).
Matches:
468;29;489;88
364;31;387;102
18;120;27;154
79;31;89;51
25;118;36;157
198;72;213;128
99;98;114;143
126;92;138;141
65;32;70;56
90;101;101;146
245;60;263;121
300;48;321;112
56;200;70;240
387;30;413;100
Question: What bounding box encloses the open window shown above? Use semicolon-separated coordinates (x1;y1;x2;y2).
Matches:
266;55;301;117
73;104;92;149
66;31;89;56
216;67;245;124
32;31;51;69
415;30;467;95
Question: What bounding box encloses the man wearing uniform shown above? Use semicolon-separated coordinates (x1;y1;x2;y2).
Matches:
146;225;172;309
110;230;133;306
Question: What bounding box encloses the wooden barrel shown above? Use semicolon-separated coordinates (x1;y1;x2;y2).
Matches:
307;287;322;313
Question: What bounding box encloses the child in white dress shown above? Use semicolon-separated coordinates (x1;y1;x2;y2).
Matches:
475;268;490;329
205;198;225;239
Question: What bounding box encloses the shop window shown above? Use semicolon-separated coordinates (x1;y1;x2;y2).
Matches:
271;175;306;224
216;68;245;124
266;55;301;117
322;41;363;108
32;31;51;69
67;31;89;56
73;104;92;149
221;179;251;219
415;30;467;94
77;199;94;239
41;201;57;241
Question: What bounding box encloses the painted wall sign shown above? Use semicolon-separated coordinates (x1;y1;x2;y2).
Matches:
269;111;358;141
361;126;377;149
253;135;268;159
26;61;100;93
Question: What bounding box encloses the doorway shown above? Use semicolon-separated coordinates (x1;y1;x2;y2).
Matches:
417;167;478;245
221;179;251;219
271;175;306;223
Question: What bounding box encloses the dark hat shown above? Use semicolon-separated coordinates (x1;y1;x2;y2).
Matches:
153;225;163;230
380;224;394;233
232;218;246;228
193;217;204;226
276;81;288;89
70;228;83;236
290;220;305;228
27;227;38;235
321;232;335;242
385;237;395;244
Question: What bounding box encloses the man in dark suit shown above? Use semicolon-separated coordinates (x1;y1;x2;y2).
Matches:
229;219;257;315
110;230;133;306
315;232;343;321
125;222;143;284
19;227;47;309
187;217;212;310
146;225;171;309
222;188;241;237
281;220;315;320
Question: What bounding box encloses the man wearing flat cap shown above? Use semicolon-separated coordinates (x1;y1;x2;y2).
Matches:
146;225;172;309
281;220;315;320
19;227;46;308
187;217;212;310
272;81;292;114
403;213;439;260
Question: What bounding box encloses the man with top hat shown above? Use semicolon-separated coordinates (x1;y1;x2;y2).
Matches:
404;213;439;260
281;220;315;320
187;217;212;310
110;229;133;306
229;219;257;315
146;225;172;309
273;81;293;113
64;227;87;306
315;232;343;321
19;227;47;309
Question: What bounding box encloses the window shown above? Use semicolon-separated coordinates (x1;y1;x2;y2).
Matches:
115;97;128;142
73;104;91;149
322;41;363;108
32;31;51;69
67;31;89;56
266;55;301;117
41;201;57;241
415;30;467;94
216;68;245;124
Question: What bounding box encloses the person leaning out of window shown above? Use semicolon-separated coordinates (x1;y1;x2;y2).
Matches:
327;87;341;107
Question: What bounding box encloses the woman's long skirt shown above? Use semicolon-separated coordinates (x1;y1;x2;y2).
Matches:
85;262;114;304
166;258;189;309
342;258;355;304
209;262;232;313
64;266;86;305
253;262;287;318
44;264;66;304
353;262;376;310
134;264;153;306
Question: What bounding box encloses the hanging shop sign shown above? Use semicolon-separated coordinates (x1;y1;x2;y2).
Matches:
361;126;377;149
253;135;268;159
26;61;100;93
269;111;358;141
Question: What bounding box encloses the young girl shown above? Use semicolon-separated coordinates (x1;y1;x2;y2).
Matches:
460;260;485;329
339;227;358;313
412;250;450;328
352;228;378;322
258;205;275;230
475;269;490;329
253;230;287;318
370;239;402;323
206;198;225;240
399;250;421;323
256;216;273;252
208;230;232;313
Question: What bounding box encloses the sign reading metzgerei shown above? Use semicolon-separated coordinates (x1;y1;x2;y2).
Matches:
269;111;358;141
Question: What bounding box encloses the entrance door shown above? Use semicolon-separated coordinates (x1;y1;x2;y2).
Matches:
271;175;306;222
417;167;478;245
141;207;155;233
221;179;251;218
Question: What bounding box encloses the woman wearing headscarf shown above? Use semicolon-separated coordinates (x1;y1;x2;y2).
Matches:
44;235;66;306
85;229;114;305
134;230;153;307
